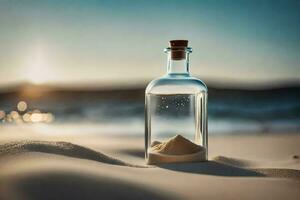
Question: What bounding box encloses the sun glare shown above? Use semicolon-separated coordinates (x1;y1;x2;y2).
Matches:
24;43;54;84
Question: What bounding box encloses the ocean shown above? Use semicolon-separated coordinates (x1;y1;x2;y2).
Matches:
0;84;299;135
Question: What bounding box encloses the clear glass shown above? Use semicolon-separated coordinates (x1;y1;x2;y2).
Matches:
145;47;208;164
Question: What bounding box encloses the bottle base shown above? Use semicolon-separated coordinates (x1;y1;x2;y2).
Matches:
146;150;207;165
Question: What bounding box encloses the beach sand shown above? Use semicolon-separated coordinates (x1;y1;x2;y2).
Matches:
0;125;300;200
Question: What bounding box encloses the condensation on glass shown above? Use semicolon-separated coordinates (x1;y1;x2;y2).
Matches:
145;40;208;164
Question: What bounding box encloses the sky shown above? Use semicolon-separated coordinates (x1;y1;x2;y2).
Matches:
0;0;299;87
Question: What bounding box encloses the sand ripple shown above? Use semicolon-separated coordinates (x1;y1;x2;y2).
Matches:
213;156;300;179
0;140;145;168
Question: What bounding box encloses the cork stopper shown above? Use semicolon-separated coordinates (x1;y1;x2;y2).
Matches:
170;40;188;48
169;40;188;60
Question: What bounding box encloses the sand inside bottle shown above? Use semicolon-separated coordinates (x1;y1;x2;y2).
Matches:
147;134;206;164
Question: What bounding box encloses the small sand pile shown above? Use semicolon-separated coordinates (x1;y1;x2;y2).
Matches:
147;134;206;164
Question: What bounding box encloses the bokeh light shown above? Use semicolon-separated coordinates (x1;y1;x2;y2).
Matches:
22;113;31;122
17;101;28;112
30;113;43;123
0;110;5;120
10;111;19;120
1;102;54;124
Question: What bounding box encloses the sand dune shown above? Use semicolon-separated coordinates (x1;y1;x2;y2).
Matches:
1;140;300;180
0;140;144;167
1;134;300;200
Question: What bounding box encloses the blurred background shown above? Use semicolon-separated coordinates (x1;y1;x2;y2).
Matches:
0;0;300;136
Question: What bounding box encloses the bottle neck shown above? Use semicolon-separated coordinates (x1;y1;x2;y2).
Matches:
166;50;190;75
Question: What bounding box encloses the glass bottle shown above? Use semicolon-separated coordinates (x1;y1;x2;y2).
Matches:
145;40;208;164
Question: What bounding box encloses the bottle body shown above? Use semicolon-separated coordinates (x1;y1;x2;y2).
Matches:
145;75;208;163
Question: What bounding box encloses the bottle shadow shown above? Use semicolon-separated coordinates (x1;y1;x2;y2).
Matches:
157;161;264;177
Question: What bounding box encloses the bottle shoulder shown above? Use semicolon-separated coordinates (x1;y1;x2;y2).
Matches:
146;74;208;94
